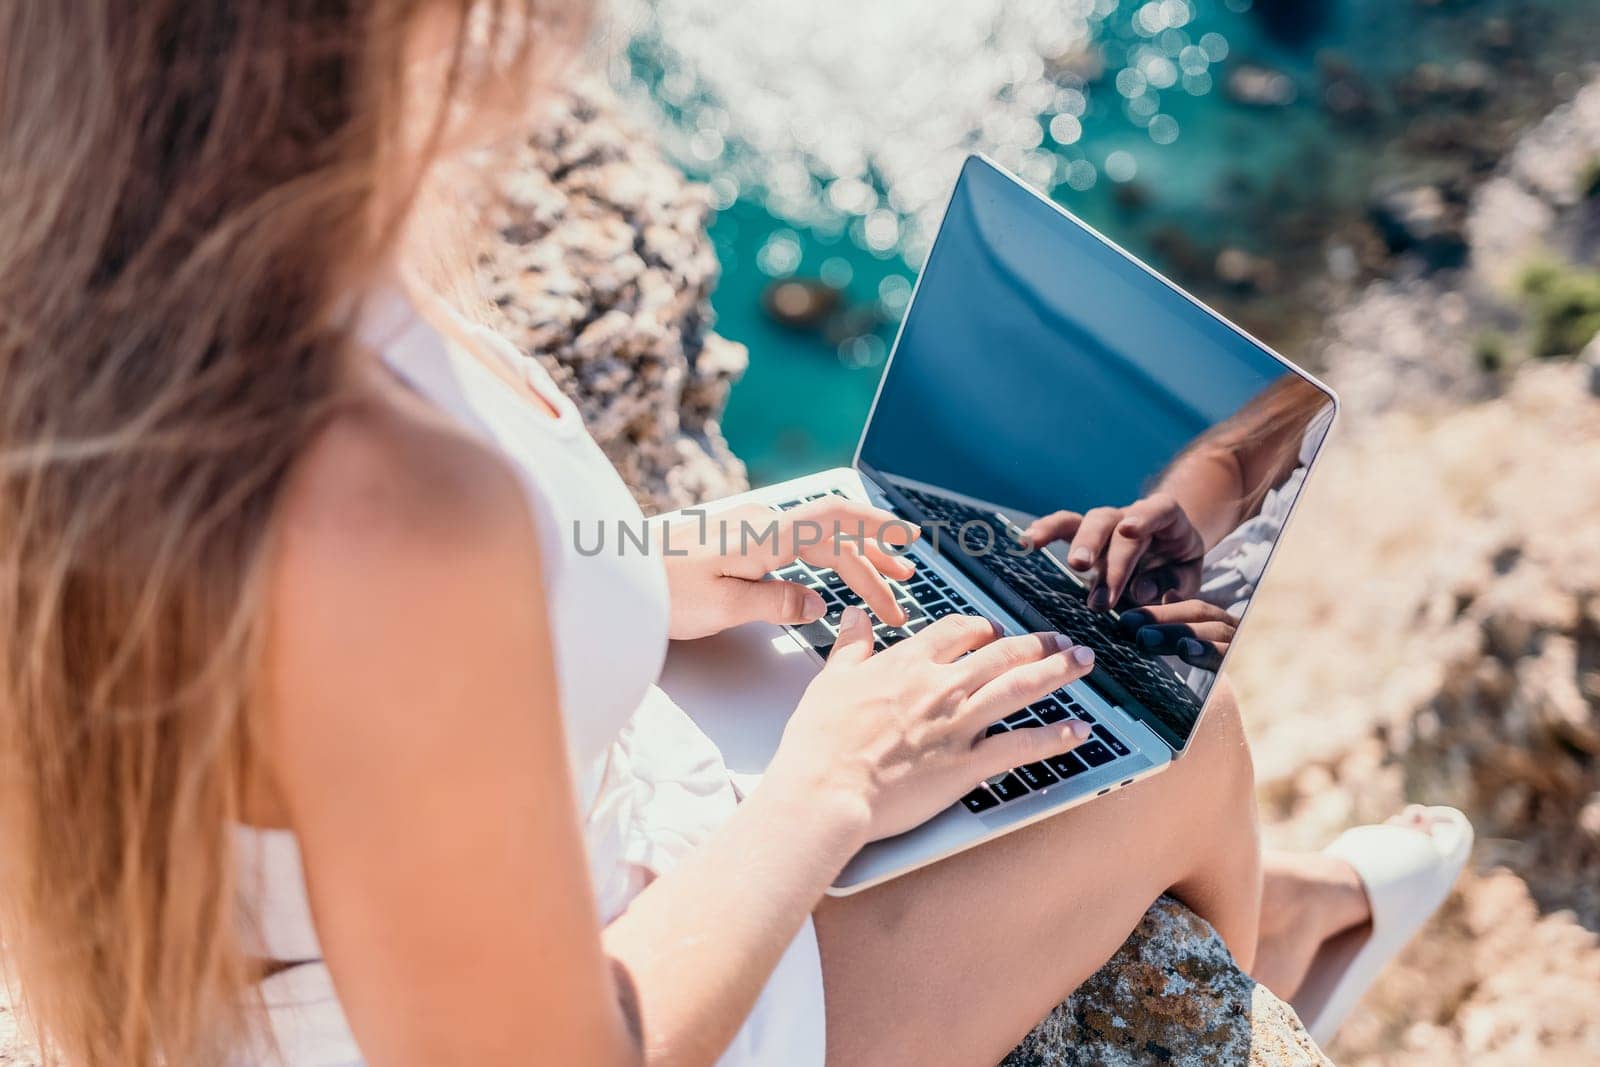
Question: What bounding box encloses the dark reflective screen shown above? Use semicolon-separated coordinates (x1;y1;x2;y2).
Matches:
860;156;1335;751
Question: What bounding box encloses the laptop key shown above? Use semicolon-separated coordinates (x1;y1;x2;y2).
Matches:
793;620;835;654
1002;710;1038;728
1015;761;1059;790
1046;751;1089;779
1075;739;1114;767
984;722;1008;737
986;772;1030;802
1094;725;1131;757
1032;698;1068;724
961;787;1001;813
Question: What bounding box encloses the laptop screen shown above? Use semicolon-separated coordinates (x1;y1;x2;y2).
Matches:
857;155;1334;752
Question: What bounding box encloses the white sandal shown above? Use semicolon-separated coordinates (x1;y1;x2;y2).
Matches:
1294;805;1474;1047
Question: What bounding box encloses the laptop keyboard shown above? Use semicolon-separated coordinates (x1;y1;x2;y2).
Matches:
769;491;1134;813
897;487;1204;722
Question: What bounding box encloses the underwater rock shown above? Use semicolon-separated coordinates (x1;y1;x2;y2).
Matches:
1216;247;1281;294
1368;181;1469;270
761;278;842;330
1318;52;1378;124
1248;0;1334;50
1225;64;1299;109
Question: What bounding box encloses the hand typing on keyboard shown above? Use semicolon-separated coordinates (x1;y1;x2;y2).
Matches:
768;607;1096;842
662;496;920;640
1023;493;1206;612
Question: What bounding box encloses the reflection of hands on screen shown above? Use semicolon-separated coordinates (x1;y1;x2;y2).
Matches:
1117;601;1236;671
1022;493;1206;612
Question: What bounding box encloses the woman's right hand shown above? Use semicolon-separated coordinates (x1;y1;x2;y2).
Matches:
1023;493;1207;611
769;607;1097;844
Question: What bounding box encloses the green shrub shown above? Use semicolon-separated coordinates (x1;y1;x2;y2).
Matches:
1516;259;1600;358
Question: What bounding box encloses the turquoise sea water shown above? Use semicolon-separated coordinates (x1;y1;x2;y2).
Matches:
617;0;1599;486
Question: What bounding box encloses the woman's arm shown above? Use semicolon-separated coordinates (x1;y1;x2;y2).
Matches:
601;606;1097;1064
265;409;643;1065
265;406;1095;1066
600;758;866;1064
1145;446;1249;551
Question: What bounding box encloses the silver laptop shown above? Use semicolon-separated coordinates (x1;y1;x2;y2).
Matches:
658;155;1336;895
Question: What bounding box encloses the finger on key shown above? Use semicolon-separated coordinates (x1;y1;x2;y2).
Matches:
962;641;1096;724
972;719;1092;778
952;632;1061;687
831;541;905;626
902;612;1000;663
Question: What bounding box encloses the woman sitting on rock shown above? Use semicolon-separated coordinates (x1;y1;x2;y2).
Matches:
0;3;1469;1064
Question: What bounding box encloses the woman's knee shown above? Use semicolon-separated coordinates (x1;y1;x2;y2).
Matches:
1191;674;1255;789
1167;675;1260;865
1165;675;1263;962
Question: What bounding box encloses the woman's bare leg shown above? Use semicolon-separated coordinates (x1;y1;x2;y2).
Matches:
814;678;1264;1067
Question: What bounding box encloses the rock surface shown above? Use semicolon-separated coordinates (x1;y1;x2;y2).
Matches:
1006;898;1332;1067
473;78;751;515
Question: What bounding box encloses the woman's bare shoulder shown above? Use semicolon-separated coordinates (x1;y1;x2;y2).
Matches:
259;397;554;804
274;395;532;573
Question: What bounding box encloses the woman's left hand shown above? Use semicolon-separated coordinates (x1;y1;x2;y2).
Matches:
662;499;920;640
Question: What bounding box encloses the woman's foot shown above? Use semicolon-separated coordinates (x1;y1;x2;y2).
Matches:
1250;808;1434;1001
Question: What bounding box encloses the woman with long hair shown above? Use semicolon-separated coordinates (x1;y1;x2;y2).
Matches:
0;4;1468;1064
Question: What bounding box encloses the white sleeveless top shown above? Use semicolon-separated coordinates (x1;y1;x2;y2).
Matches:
233;288;825;1065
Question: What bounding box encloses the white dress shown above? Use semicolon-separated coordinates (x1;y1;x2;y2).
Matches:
232;289;827;1066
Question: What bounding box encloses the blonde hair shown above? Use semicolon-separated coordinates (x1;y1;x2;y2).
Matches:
0;3;583;1062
